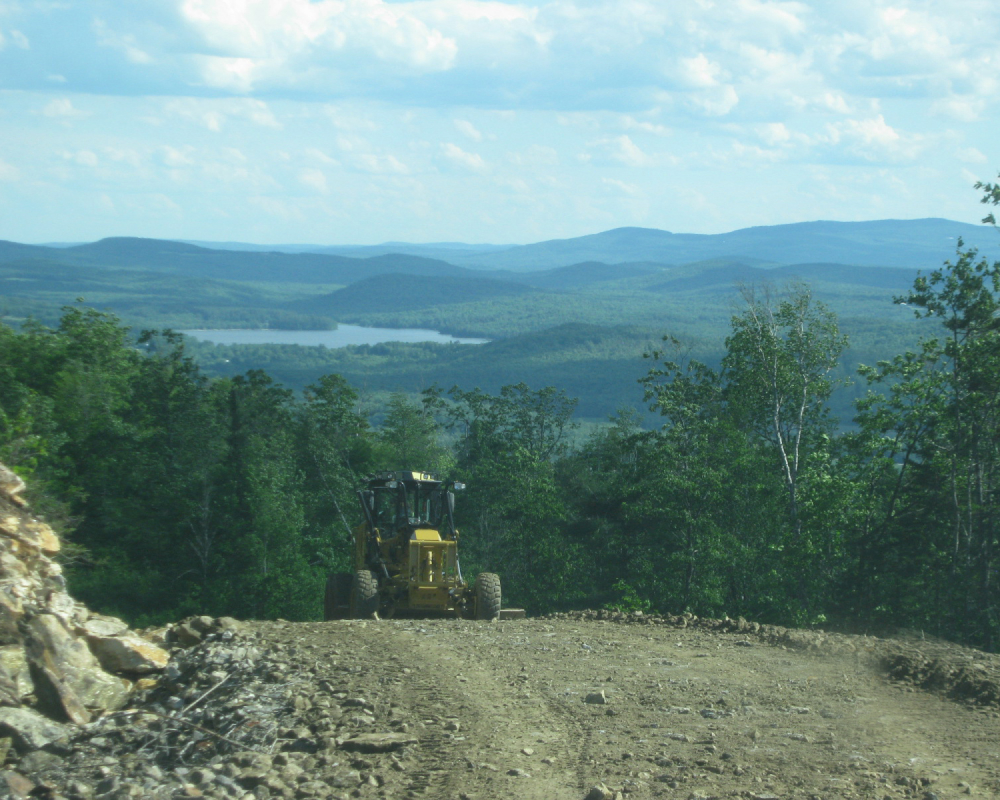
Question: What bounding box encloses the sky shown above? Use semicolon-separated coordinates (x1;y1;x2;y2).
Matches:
0;0;998;245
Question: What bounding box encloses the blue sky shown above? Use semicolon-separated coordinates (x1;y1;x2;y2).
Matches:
0;0;997;244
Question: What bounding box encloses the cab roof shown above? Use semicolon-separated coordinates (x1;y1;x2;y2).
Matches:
368;470;441;486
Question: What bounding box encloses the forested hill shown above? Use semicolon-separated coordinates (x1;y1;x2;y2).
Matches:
0;237;471;283
298;273;538;315
650;262;922;293
7;217;999;277
298;218;1000;270
448;218;999;270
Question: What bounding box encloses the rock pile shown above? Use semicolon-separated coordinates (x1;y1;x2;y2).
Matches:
18;620;426;799
0;463;170;764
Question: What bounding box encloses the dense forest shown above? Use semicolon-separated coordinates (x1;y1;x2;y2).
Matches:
2;210;1000;650
2;182;999;649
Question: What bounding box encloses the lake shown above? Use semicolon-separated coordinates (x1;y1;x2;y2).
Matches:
180;324;489;347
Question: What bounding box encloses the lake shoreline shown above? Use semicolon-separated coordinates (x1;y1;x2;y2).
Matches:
180;324;489;348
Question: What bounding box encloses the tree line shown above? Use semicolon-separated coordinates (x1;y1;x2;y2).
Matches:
2;181;999;650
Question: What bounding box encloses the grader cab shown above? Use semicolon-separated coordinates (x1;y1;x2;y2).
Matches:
324;471;502;620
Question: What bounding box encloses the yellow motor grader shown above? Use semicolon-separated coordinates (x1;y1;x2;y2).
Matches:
324;471;503;620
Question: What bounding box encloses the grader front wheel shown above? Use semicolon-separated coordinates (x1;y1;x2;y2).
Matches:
475;572;501;620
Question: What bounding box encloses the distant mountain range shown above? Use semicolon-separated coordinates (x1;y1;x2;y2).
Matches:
7;217;998;279
0;238;470;284
440;219;998;271
188;218;998;271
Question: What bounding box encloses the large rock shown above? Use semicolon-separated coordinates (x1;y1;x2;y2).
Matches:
0;591;23;647
84;627;169;674
23;614;127;721
79;616;129;639
0;514;60;556
0;467;25;503
27;659;91;724
0;647;33;706
0;706;70;752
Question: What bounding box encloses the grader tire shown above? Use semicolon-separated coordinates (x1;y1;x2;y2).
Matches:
475;572;502;620
323;572;352;620
351;569;380;619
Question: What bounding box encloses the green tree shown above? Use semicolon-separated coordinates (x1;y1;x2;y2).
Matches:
375;393;452;476
627;286;849;625
297;373;376;578
633;339;787;618
723;284;847;530
425;383;582;611
852;234;1000;647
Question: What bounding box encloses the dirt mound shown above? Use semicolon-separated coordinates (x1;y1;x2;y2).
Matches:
543;608;1000;710
883;638;1000;707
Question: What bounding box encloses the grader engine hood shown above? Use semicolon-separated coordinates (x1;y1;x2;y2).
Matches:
409;528;461;603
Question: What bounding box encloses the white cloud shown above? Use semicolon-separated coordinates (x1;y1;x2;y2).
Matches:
454;119;482;142
162;146;195;167
93;18;152;64
495;175;530;193
931;96;985;123
679;54;724;89
819;92;850;114
8;28;28;49
61;149;99;167
841;115;900;148
441;142;487;171
354;153;409;174
299;168;328;193
622;116;670;136
196;56;258;92
821;114;925;163
606;135;649;166
757;122;792;146
956;147;987;164
586;135;678;167
42;98;83;118
322;105;379;131
305;147;339;166
180;0;462;90
163;98;281;131
507;145;559;167
689;85;740;117
0;159;19;181
602;177;639;195
104;147;142;168
146;193;183;213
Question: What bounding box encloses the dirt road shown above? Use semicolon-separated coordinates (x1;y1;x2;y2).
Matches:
19;613;1000;800
244;615;1000;800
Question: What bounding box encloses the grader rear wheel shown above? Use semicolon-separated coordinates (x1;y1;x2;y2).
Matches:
475;572;501;620
351;569;380;619
323;572;352;620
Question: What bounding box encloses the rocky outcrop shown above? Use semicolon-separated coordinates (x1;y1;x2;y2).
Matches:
0;462;169;753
